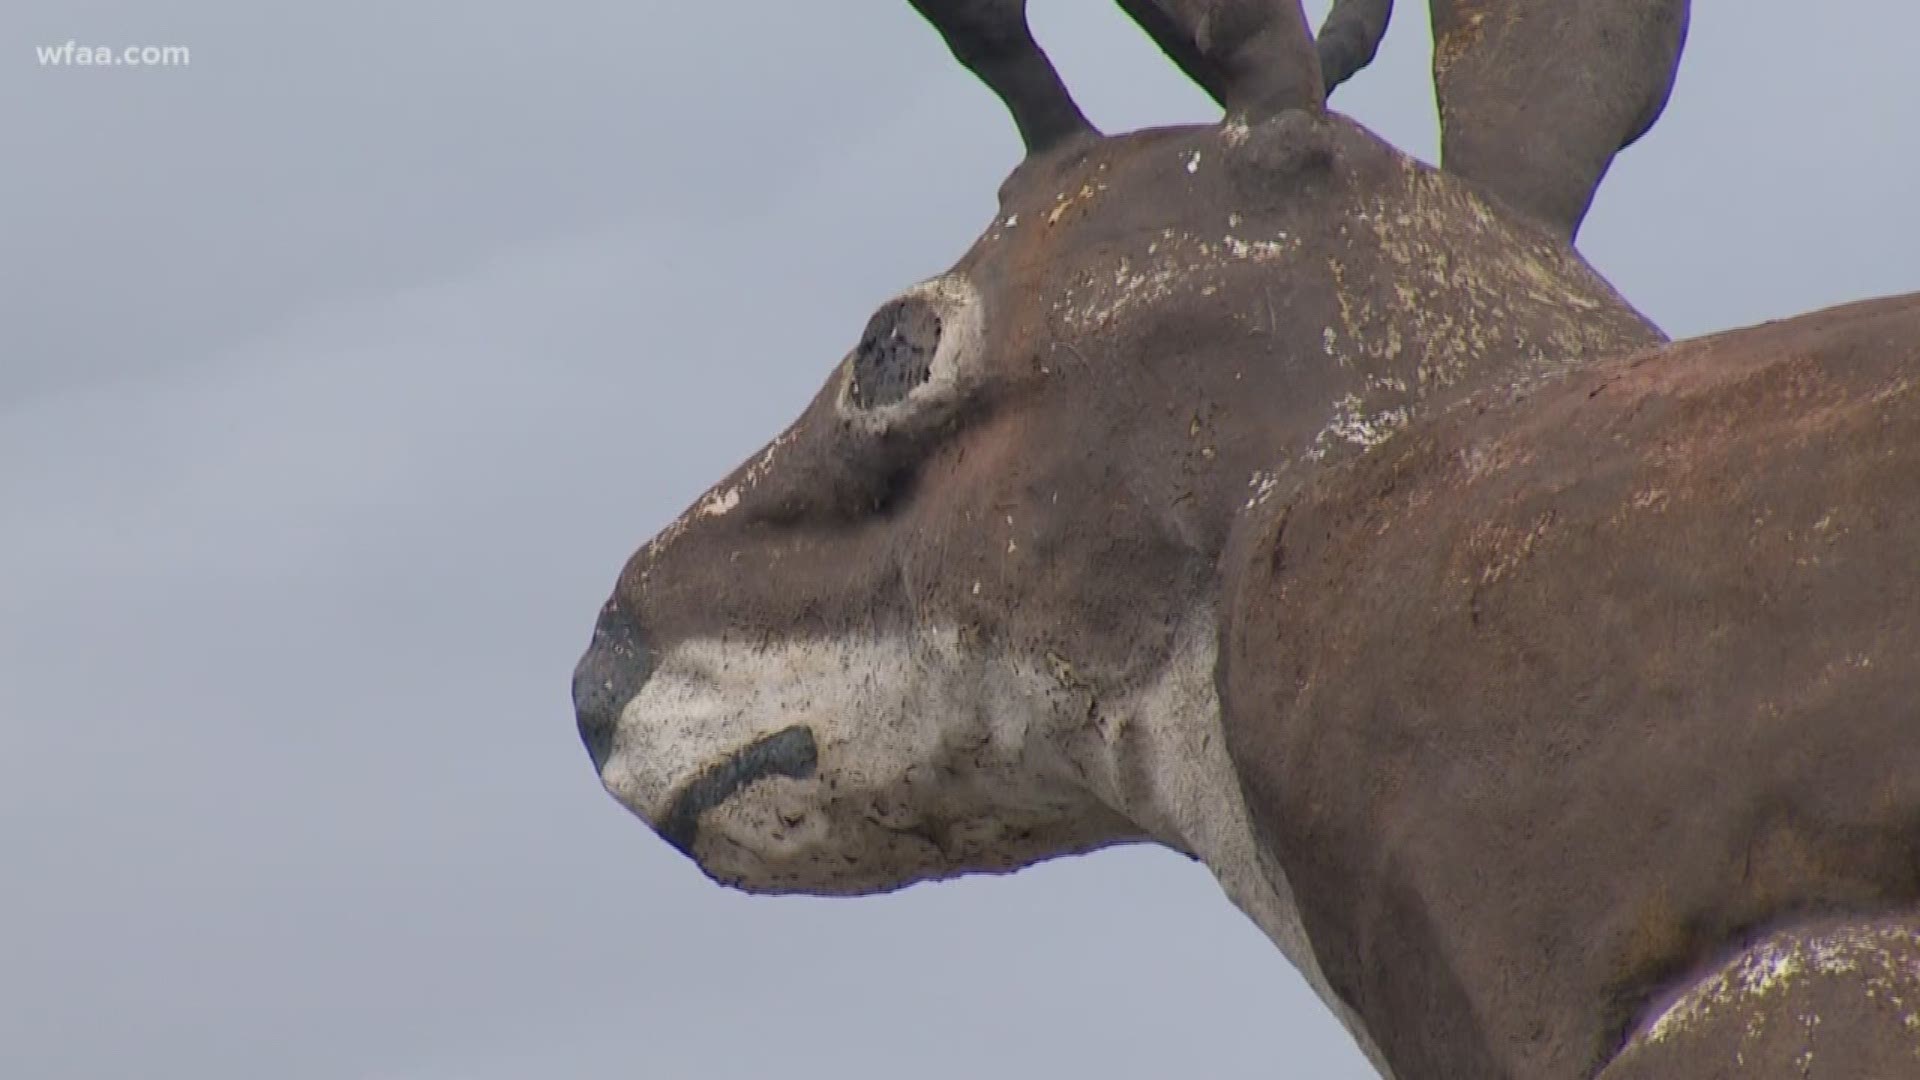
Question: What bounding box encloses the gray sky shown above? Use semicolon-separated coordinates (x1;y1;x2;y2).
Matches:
4;3;1915;1078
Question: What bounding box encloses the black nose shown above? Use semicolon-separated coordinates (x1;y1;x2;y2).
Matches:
572;603;651;773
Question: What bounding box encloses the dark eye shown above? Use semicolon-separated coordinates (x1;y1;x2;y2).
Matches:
850;298;943;408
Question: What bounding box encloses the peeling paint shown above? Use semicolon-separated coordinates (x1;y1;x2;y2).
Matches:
1224;235;1289;260
695;486;741;519
1054;228;1299;334
1306;392;1412;461
1244;469;1282;510
1046;181;1109;226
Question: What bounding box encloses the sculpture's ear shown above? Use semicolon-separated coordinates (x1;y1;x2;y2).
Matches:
1431;0;1690;239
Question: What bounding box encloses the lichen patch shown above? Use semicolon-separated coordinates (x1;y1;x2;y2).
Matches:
1643;923;1920;1046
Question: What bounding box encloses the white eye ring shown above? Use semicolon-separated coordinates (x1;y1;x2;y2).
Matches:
835;274;985;434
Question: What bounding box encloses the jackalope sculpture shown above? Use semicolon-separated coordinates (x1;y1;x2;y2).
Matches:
573;2;1920;1076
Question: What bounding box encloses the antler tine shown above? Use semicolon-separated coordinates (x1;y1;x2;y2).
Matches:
1115;0;1324;118
907;0;1097;156
1316;0;1393;96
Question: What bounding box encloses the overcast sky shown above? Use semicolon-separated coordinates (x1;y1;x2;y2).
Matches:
4;3;1916;1078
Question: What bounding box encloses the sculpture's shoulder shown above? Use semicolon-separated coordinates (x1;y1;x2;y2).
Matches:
1211;288;1920;1079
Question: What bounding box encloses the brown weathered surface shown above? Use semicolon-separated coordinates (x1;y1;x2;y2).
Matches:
1221;293;1920;1077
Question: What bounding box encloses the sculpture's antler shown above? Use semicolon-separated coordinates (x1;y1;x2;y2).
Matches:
1432;0;1690;239
1315;0;1392;95
1114;0;1391;115
912;1;1384;155
1115;0;1325;116
907;0;1096;155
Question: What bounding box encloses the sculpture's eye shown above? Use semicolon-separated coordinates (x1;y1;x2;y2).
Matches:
835;275;982;433
849;297;943;408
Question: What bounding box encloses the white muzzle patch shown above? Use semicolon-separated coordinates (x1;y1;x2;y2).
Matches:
598;628;1123;893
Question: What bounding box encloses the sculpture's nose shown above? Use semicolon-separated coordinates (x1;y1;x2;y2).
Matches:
572;603;651;773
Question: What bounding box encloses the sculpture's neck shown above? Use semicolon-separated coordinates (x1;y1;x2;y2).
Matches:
1067;610;1396;1078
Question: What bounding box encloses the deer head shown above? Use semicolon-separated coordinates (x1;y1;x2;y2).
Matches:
573;0;1681;963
